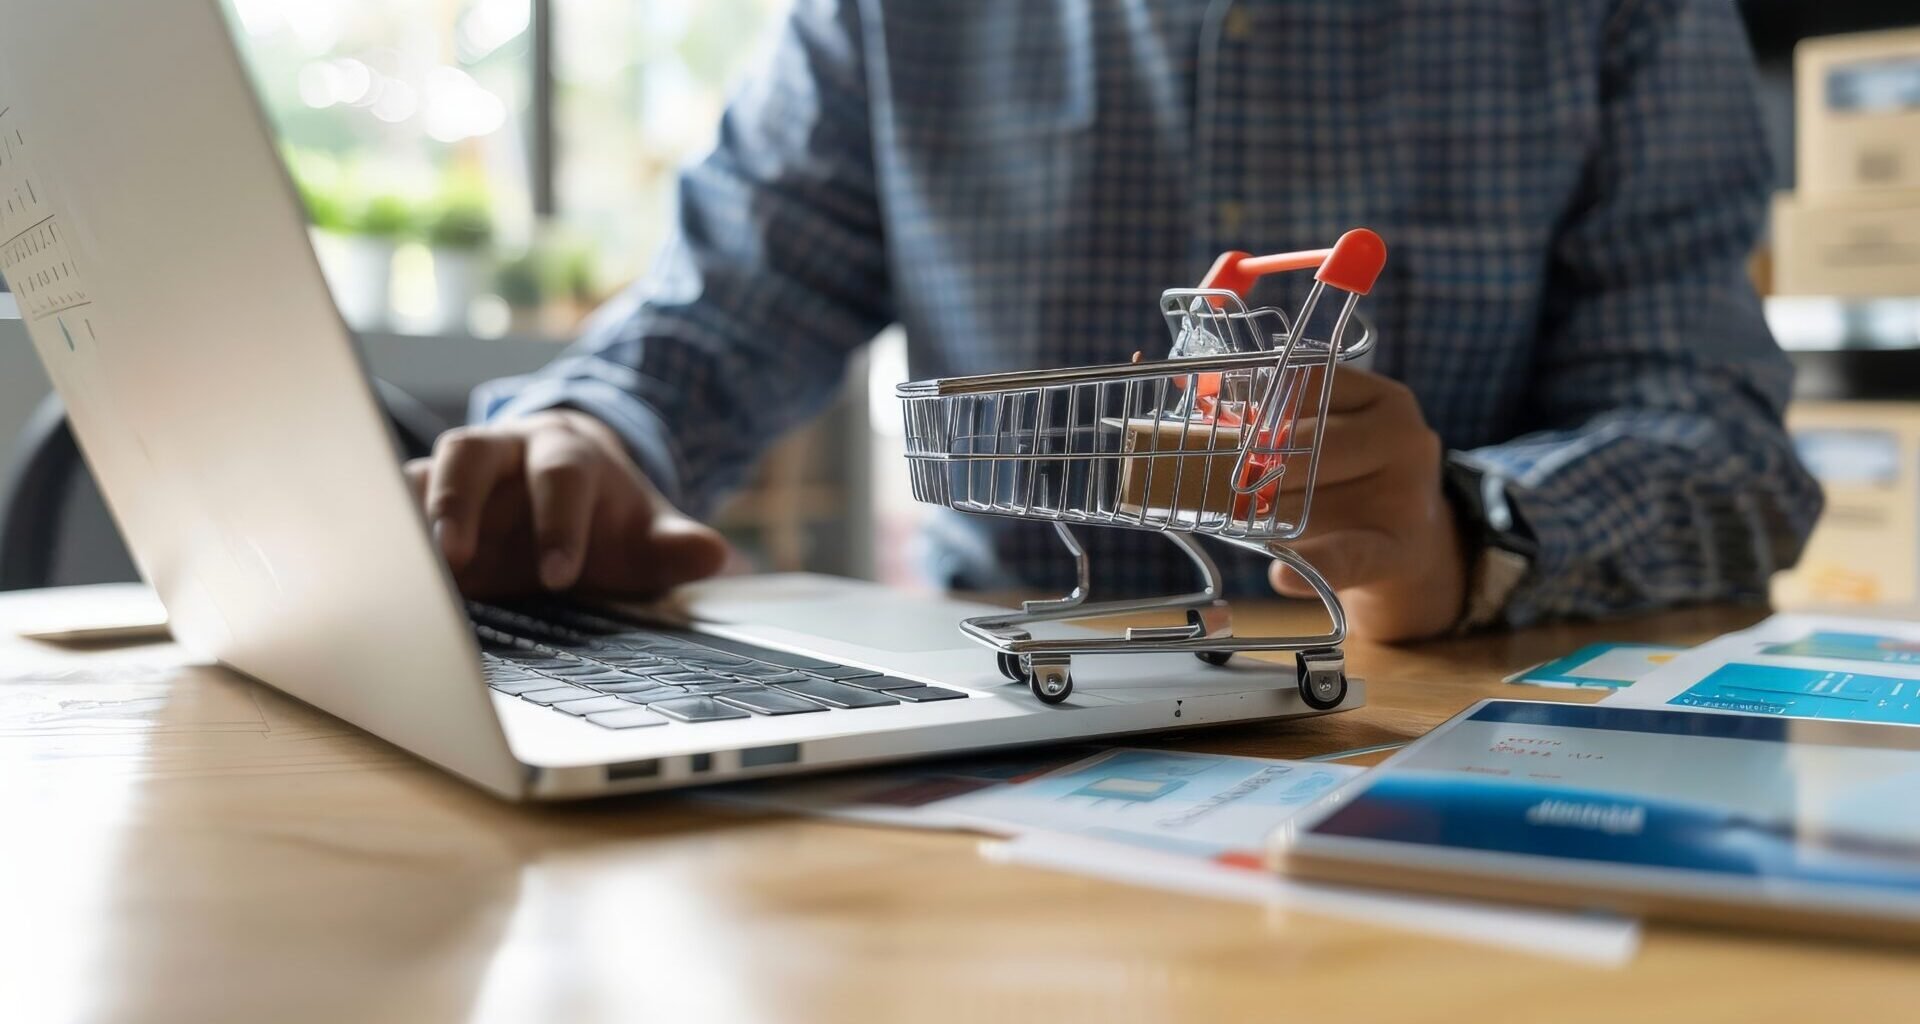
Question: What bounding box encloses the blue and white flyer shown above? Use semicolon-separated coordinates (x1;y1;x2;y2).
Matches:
1604;614;1920;725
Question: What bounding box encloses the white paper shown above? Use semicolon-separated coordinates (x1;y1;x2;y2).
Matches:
695;744;1110;830
705;747;1643;965
1603;613;1920;725
937;747;1360;860
984;833;1641;968
703;747;1359;858
10;583;168;642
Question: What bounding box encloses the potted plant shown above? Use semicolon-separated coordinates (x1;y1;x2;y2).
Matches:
548;239;601;334
331;193;414;329
493;249;546;337
290;149;369;325
491;231;604;338
426;183;495;334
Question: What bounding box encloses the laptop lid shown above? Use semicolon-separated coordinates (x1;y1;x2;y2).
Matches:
0;0;525;797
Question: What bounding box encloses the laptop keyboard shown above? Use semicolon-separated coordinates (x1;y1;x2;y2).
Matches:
469;602;967;730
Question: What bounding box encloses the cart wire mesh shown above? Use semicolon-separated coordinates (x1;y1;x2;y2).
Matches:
898;289;1367;545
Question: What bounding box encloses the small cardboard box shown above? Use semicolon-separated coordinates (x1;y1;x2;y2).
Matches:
1771;192;1920;297
1111;416;1245;518
1773;401;1920;609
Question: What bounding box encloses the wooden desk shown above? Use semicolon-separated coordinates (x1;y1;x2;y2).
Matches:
3;586;1915;1023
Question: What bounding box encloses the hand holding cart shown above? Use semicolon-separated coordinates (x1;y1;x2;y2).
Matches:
895;229;1388;708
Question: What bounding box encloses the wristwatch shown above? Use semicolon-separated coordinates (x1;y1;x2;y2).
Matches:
1441;455;1538;632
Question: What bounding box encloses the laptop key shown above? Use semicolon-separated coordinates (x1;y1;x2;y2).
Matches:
540;662;624;678
678;649;753;664
840;676;926;692
482;659;542;682
590;661;688;678
520;685;602;705
737;649;842;671
716;689;829;715
587;651;666;668
490;677;563;697
804;665;883;681
776;678;900;709
551;695;635;716
614;687;691;703
555;670;649;688
586;707;668;730
615;685;691;704
650;696;752;722
588;679;675;695
653;671;728;685
678;680;763;696
498;655;581;671
735;670;817;685
677;633;842;671
596;633;681;650
885;685;969;703
725;662;808;679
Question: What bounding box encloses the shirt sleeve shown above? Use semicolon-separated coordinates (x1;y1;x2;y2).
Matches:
470;0;891;515
1462;0;1823;626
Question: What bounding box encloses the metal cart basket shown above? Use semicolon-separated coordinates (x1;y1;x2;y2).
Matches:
895;229;1388;708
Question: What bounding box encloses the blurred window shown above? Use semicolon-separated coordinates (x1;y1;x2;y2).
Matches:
222;0;786;336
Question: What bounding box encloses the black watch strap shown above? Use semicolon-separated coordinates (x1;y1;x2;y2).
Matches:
1441;455;1537;630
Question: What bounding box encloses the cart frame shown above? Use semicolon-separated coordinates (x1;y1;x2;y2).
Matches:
895;230;1388;707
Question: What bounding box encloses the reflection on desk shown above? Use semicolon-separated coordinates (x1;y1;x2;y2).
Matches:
3;586;1917;1023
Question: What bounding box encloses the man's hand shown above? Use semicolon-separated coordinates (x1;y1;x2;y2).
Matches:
404;410;728;599
1268;367;1468;642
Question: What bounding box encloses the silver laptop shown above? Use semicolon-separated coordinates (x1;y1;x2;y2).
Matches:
0;0;1362;800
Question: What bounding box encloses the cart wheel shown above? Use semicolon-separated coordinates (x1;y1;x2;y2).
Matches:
1296;649;1348;711
997;652;1023;681
1196;650;1233;667
1028;660;1073;705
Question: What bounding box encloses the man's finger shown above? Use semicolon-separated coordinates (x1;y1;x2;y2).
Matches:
1285;411;1399;488
590;497;730;596
646;511;730;587
525;429;604;591
425;429;518;569
403;458;431;507
1322;365;1401;413
1268;528;1401;596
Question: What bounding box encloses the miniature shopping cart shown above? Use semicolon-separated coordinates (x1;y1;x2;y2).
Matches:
895;229;1387;708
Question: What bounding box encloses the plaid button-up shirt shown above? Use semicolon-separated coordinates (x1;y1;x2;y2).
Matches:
477;0;1821;626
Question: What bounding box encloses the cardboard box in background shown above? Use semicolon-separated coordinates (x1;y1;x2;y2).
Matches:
1771;193;1920;298
1767;27;1920;299
1793;28;1920;202
1772;402;1920;608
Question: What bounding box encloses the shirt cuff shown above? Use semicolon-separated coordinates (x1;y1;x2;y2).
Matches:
1447;446;1581;628
476;376;687;507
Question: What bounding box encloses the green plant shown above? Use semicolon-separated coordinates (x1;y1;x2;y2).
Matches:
555;242;598;303
297;179;353;234
284;147;353;233
427;170;495;251
354;194;419;241
491;233;604;310
495;231;606;311
493;251;545;309
428;199;493;251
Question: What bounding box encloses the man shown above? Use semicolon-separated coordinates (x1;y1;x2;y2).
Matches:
409;0;1821;642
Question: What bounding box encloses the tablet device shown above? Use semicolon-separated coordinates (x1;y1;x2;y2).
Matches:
1272;699;1920;941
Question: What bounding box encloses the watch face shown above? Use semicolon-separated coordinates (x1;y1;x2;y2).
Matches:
1443;458;1537;560
1466;545;1534;630
1478;473;1517;534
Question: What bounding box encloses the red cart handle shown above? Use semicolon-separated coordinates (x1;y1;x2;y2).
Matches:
1180;227;1387;410
1198;228;1387;298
